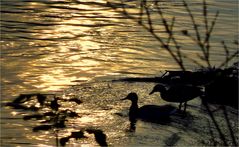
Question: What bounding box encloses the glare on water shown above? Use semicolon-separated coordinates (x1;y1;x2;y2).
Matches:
1;0;238;146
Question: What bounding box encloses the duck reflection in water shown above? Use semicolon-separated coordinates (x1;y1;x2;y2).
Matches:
121;92;178;131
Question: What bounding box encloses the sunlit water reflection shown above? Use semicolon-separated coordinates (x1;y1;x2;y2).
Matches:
1;0;238;146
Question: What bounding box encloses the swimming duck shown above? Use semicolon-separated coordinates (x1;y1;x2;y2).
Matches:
121;92;177;125
149;84;203;112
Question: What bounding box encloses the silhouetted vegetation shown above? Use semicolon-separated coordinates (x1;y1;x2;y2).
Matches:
107;0;238;70
5;93;108;147
107;0;238;146
4;0;238;146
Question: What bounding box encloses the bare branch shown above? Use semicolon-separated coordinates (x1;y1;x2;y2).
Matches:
219;50;239;68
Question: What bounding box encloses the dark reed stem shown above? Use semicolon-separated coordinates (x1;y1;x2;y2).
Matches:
203;102;228;146
222;106;237;146
207;119;217;146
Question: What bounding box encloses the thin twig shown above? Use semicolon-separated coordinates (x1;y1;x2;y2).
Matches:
137;1;186;70
203;0;209;33
166;17;176;45
138;0;145;24
183;0;212;68
221;41;229;67
155;3;184;68
203;102;228;146
203;0;210;66
144;1;154;32
183;0;203;47
219;50;239;68
222;106;237;146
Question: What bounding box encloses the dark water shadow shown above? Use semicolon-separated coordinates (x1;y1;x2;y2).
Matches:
164;132;181;146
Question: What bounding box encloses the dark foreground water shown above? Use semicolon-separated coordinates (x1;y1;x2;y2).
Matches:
1;0;238;146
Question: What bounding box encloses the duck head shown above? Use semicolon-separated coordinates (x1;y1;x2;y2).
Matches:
121;92;138;103
149;84;166;95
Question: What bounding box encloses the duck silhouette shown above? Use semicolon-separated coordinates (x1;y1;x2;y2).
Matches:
149;84;203;112
121;92;177;130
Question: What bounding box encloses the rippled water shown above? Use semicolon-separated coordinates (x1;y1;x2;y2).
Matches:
1;0;238;146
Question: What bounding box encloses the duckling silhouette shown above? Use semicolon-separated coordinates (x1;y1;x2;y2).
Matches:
149;84;203;112
121;92;177;126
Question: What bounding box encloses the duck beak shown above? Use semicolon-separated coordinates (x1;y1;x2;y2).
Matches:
149;90;154;95
120;97;128;101
121;95;130;101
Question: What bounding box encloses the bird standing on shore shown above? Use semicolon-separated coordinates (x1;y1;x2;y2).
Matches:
149;84;203;112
